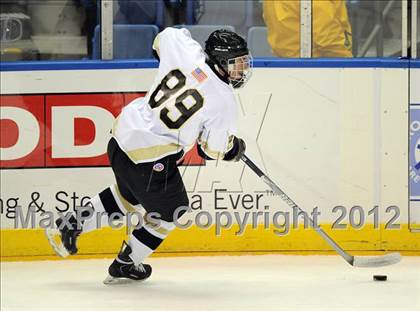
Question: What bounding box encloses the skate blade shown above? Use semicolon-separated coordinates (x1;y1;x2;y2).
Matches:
103;275;147;285
45;228;70;258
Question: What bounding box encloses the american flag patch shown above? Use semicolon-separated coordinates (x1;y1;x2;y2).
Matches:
191;67;208;83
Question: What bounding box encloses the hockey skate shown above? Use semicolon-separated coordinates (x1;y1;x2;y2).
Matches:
103;241;152;285
45;214;81;258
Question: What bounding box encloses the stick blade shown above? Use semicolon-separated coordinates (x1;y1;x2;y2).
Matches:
45;228;70;258
352;252;402;267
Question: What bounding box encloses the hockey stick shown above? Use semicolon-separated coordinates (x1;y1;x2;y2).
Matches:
241;154;401;268
45;228;70;258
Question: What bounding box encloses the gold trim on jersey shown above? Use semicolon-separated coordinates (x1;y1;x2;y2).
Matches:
144;220;171;236
199;141;224;160
152;34;160;56
198;135;234;160
112;115;120;135
126;143;181;163
226;135;235;152
115;184;136;214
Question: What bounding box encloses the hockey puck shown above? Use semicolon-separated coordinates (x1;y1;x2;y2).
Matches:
373;275;387;281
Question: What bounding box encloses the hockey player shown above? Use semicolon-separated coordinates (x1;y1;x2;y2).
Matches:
46;27;252;284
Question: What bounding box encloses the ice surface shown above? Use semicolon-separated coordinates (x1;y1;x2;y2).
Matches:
1;255;419;311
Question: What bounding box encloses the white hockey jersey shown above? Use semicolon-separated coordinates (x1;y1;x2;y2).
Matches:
112;27;239;164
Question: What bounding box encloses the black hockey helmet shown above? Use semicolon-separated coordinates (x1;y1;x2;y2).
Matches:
205;29;252;88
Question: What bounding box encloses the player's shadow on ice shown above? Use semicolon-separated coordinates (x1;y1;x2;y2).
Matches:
49;278;272;299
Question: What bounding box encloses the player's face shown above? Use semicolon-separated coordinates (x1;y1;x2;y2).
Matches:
227;54;252;88
229;56;249;79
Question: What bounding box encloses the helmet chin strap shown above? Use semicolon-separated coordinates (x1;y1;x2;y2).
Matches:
215;64;227;77
230;79;244;89
206;56;230;85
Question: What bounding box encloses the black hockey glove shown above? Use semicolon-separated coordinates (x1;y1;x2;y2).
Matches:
223;136;246;162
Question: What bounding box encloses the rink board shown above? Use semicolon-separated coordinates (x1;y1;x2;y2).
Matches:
1;224;420;260
1;59;420;259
